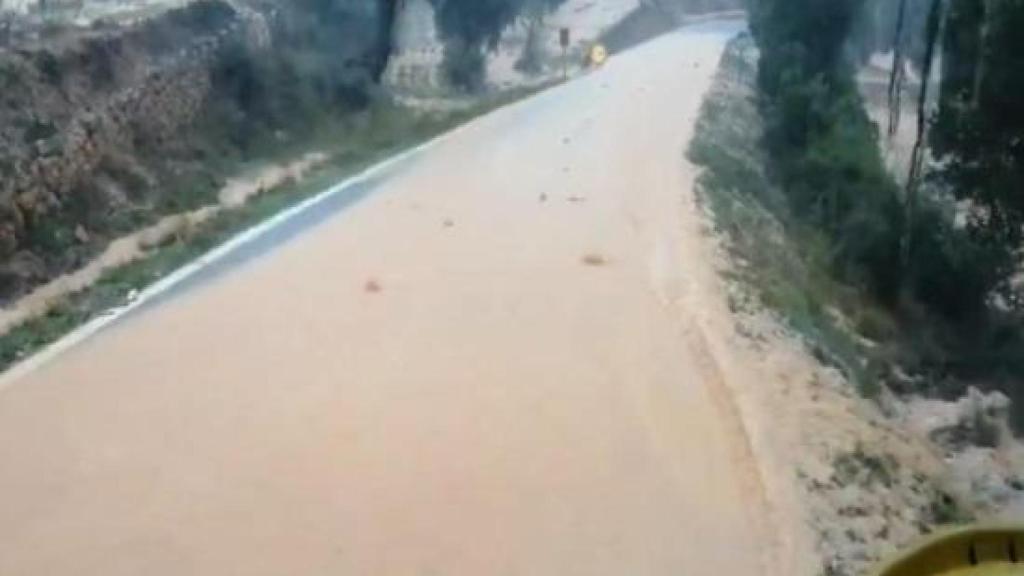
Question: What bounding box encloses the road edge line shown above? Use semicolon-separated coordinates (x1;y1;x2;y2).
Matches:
0;118;475;391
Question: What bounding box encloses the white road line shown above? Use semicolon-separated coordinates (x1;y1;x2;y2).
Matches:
0;120;473;392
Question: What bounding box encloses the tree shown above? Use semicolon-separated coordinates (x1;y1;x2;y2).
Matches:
750;0;906;300
887;0;908;137
901;0;942;269
428;0;565;90
899;0;1024;304
933;0;1024;247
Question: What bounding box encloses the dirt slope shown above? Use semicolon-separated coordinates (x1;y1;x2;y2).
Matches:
0;22;791;576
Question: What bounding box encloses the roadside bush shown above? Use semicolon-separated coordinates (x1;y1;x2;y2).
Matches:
905;204;1010;323
34;50;64;85
760;71;906;304
203;0;390;155
429;0;566;90
443;37;487;92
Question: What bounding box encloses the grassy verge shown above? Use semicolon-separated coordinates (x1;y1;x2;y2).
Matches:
688;34;890;395
0;86;549;373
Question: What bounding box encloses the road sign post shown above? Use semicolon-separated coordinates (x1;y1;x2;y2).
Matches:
559;27;570;81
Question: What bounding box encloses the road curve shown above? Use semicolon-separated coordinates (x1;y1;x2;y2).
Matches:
0;22;769;576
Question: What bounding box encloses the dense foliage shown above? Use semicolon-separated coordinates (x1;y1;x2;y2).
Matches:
749;0;1024;318
748;0;1024;422
749;0;905;301
206;0;395;152
932;0;1024;282
428;0;565;90
850;0;934;66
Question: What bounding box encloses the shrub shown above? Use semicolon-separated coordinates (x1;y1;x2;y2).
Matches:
905;203;1010;323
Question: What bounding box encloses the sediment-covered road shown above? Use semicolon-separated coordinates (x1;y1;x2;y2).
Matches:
0;21;775;576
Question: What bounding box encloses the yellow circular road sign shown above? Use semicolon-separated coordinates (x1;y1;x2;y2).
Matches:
587;44;608;68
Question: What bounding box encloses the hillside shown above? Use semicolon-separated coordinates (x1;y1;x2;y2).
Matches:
0;0;392;301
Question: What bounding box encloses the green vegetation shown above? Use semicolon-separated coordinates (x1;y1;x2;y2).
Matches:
735;0;1024;429
834;444;899;489
925;488;975;527
749;0;905;303
0;0;558;369
192;1;395;160
693;32;1024;434
0;86;551;374
850;0;935;68
835;445;975;527
690;35;884;395
7;0;397;299
428;0;565;90
930;0;1024;288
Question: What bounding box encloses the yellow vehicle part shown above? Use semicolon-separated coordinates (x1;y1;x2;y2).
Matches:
874;526;1024;576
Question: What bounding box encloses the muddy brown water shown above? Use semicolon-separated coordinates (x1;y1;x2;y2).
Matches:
0;22;775;576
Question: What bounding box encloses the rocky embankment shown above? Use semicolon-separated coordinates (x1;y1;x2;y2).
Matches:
0;2;244;293
0;0;391;302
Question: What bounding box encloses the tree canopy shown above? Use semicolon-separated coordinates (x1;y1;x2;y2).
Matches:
428;0;565;90
932;0;1024;257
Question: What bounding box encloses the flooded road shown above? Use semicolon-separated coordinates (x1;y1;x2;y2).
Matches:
0;22;772;576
